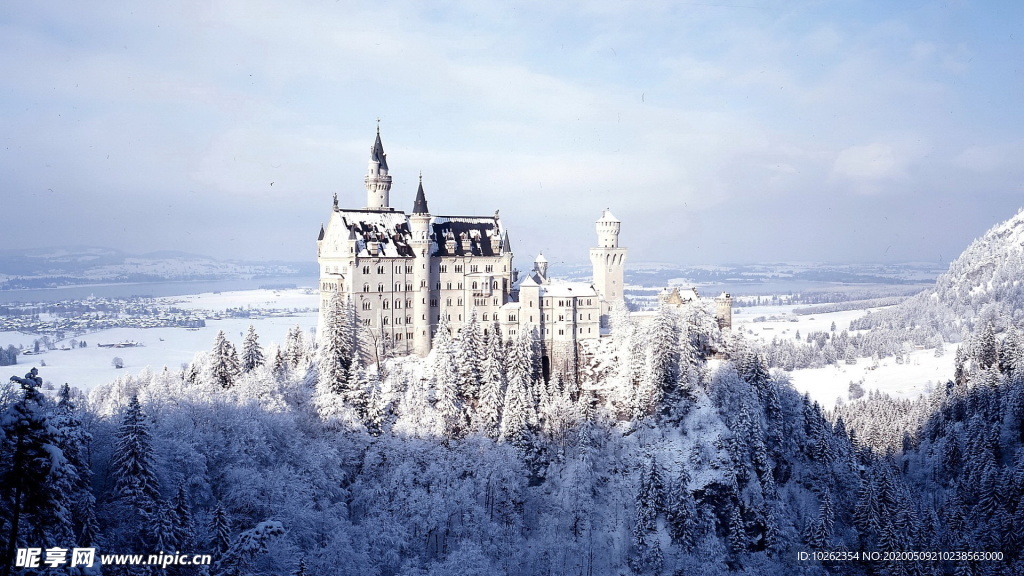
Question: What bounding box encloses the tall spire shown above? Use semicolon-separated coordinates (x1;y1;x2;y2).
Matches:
365;123;393;210
371;123;388;171
412;172;429;214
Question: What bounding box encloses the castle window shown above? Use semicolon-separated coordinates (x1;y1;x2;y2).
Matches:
383;300;389;309
483;313;489;321
362;301;372;310
455;265;463;273
529;301;533;308
407;332;413;340
395;299;402;309
470;265;478;273
406;299;412;308
485;265;493;272
406;265;413;274
363;284;370;292
559;315;564;322
440;265;447;273
588;327;591;333
362;319;371;326
457;299;463;306
396;333;403;341
383;317;389;325
362;266;370;274
378;284;384;292
492;281;498;290
458;283;463;290
446;298;452;306
558;329;564;336
588;314;591;320
421;280;426;288
395;265;402;274
377;265;385;274
405;283;412;291
493;298;498;306
446;282;452;290
509;314;516;322
406;316;412;325
436;282;441;289
510;329;516;336
431;299;438;307
472;281;478;290
395;283;401;291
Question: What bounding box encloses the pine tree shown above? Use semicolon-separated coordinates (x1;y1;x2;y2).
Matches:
728;504;748;555
111;396;161;511
0;372;73;569
151;498;178;553
52;384;100;547
457;309;485;401
285;324;308;369
475;327;506;438
172;483;196;553
241;325;265;372
433;314;465;437
665;469;698;549
978;322;998;371
210;501;232;554
210;330;240;389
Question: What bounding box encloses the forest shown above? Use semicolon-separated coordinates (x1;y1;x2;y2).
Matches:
8;212;1024;575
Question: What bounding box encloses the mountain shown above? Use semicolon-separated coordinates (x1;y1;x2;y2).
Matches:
851;208;1024;339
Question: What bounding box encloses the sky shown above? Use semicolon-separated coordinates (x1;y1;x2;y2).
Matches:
2;1;1023;269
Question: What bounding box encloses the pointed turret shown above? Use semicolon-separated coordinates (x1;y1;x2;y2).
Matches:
501;230;512;253
365;124;393;211
318;224;325;241
370;125;388;171
412;173;429;214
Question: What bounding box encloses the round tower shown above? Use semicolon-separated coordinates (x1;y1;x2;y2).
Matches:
534;253;549;282
365;125;393;211
410;174;433;356
589;209;627;328
715;292;733;331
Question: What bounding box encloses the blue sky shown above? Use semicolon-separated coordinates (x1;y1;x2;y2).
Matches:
2;1;1023;267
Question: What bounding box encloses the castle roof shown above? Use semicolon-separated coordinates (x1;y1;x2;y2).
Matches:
540;280;598;299
431;215;507;257
371;127;388;171
331;209;414;258
597;209;620;223
412;175;429;214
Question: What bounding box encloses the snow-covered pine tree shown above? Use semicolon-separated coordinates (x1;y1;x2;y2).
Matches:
432;313;465;437
285;324;308;370
647;301;682;398
210;500;232;554
475;324;506;438
241;325;265;372
210;330;241;389
0;372;74;567
172;483;196;553
111;396;161;511
52;384;100;547
665;467;698;549
457;309;485;402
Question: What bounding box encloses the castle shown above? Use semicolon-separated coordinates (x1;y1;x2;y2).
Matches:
316;127;626;376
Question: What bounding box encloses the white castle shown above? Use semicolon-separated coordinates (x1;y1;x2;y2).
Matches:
316;127;627;376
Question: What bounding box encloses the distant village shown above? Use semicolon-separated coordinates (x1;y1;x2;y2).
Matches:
0;295;315;365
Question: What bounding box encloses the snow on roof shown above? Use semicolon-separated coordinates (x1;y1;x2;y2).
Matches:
336;209;415;258
541;280;597;298
431;215;506;257
597;209;620;223
534;253;548;263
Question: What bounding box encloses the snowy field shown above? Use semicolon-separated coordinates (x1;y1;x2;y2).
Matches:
733;303;956;409
1;289;318;392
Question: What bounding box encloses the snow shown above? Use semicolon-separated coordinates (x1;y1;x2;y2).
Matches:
0;289;318;392
787;347;955;409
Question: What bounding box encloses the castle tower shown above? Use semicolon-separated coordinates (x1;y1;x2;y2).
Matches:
410;174;433;356
364;125;393;211
533;253;549;282
589;209;627;328
715;292;733;331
